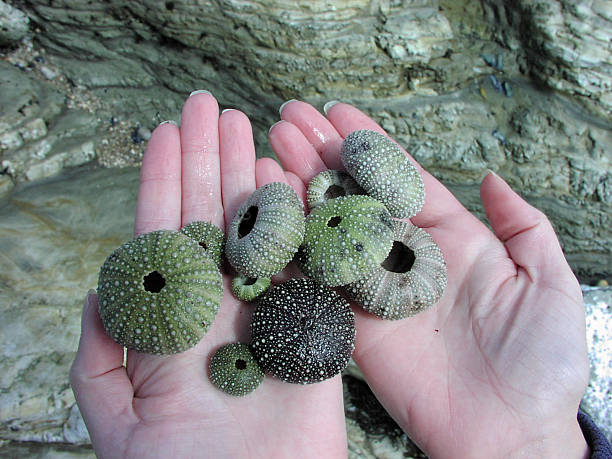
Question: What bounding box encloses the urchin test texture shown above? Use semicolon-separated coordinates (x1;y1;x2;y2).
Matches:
231;274;271;301
297;195;394;287
251;278;355;384
97;230;223;355
306;169;365;210
209;343;264;396
226;182;305;278
344;220;446;319
341;130;425;218
180;221;225;268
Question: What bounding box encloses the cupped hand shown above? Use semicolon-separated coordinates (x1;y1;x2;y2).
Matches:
269;101;591;458
70;93;348;459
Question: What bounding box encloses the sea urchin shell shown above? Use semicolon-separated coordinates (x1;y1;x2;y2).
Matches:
209;343;265;396
297;195;394;287
344;220;446;319
251;278;355;384
180;221;225;268
231;274;271;302
341;130;425;218
306;169;365;210
97;230;223;355
225;182;305;278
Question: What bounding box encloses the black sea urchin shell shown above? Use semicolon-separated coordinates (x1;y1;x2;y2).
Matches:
306;170;365;210
226;182;305;278
180;221;225;268
251;278;355;384
297;195;394;287
341;130;425;218
209;343;264;396
231;274;271;301
97;230;223;355
344;220;446;319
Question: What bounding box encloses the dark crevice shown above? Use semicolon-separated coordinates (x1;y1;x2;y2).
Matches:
238;206;258;238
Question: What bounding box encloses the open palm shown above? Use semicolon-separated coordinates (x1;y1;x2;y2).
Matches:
269;101;590;458
70;93;347;458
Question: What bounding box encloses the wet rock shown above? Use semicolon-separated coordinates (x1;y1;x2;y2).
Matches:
0;164;138;444
0;1;29;46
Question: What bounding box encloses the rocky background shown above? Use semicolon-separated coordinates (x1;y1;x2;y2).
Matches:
0;0;610;456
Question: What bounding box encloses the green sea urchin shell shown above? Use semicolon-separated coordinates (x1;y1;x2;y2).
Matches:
341;130;425;218
231;275;271;301
306;170;365;210
209;343;264;396
226;182;305;278
180;221;225;268
97;230;223;355
251;278;355;384
297;195;394;287
344;220;447;319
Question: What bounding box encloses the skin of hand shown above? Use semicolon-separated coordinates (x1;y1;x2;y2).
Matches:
69;93;348;459
269;100;591;459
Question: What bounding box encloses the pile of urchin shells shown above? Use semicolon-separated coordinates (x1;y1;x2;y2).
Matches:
97;130;447;397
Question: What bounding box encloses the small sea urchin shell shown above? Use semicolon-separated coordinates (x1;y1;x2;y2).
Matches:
306;170;365;210
251;278;355;384
231;275;271;302
209;343;265;396
297;195;394;287
97;230;223;355
344;220;446;319
226;182;305;278
341;130;425;218
180;221;225;268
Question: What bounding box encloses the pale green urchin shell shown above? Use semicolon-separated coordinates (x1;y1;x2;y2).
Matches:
251;278;355;384
297;195;394;287
306;169;365;210
209;342;265;396
344;220;446;319
226;182;305;278
97;230;223;355
341;130;425;218
231;275;271;301
180;221;225;268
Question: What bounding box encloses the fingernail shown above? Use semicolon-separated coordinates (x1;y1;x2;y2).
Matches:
279;99;297;116
190;89;213;97
268;120;283;135
221;108;237;114
323;100;340;115
84;289;96;310
159;120;177;126
481;168;498;182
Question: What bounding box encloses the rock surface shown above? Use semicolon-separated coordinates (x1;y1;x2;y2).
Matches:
0;0;29;46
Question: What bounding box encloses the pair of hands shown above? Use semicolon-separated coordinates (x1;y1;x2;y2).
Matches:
71;93;590;458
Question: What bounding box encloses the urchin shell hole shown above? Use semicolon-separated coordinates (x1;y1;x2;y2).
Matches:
143;270;166;293
324;184;346;200
381;241;416;273
327;216;342;227
238;206;259;238
235;359;247;370
244;277;257;286
199;242;208;250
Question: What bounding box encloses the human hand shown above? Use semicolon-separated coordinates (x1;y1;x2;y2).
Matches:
70;93;348;458
269;101;591;458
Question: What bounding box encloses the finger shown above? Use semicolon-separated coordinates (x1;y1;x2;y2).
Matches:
284;170;307;206
255;157;289;187
480;171;574;282
325;102;472;230
219;109;256;230
134;122;182;236
70;292;136;453
180;91;224;229
268;120;328;184
279;100;344;170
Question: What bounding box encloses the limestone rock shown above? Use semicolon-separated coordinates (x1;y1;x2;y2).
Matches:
0;1;29;46
0;164;138;443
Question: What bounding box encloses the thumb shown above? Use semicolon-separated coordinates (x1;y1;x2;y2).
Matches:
480;171;576;284
70;291;136;452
